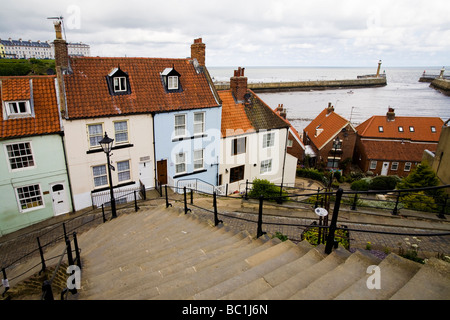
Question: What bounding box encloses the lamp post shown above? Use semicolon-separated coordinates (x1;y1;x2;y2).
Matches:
99;132;117;219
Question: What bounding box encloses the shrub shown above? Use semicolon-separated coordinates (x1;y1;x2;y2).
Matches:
296;168;325;183
369;175;400;191
350;179;370;191
248;179;289;202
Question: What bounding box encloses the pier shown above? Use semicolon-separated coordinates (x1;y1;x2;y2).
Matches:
419;67;450;83
214;60;387;92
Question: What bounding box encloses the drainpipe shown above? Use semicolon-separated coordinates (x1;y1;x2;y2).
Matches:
151;112;157;189
60;132;75;213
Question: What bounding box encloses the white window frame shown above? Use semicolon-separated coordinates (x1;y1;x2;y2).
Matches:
175;152;187;174
431;126;436;133
114;120;129;144
168;76;179;90
194;149;204;171
87;123;104;148
92;164;108;188
287;139;294;148
194;112;205;135
15;184;44;213
369;160;377;170
404;162;412;172
113;76;127;92
409;126;415;132
263;132;275;148
232;137;246;156
117;160;131;182
391;162;399;171
174;114;186;137
5;141;35;171
4;100;32;118
378;126;384;132
260;159;273;174
398;126;404;132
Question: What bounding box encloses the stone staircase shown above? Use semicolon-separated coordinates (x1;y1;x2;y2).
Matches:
76;204;450;300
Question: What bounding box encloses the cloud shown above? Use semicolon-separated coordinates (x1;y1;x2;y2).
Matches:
1;0;449;66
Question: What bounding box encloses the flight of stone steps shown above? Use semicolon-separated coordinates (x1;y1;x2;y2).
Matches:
75;204;449;300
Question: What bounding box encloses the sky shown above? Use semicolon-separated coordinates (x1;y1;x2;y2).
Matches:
1;0;449;67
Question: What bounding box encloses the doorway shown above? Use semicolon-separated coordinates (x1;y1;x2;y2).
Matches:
139;161;153;189
381;162;390;176
50;183;70;216
157;159;168;185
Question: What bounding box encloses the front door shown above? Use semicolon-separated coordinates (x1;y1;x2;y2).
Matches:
381;162;390;176
50;183;70;216
139;161;153;189
157;159;168;185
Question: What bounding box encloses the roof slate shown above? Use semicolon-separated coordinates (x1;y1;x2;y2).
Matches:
0;76;61;138
63;57;219;119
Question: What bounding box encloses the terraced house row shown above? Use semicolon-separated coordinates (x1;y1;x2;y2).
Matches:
0;23;299;235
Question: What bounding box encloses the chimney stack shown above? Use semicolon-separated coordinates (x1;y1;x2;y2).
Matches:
191;38;206;66
53;21;69;70
230;67;248;102
387;107;395;121
276;104;287;119
326;102;334;114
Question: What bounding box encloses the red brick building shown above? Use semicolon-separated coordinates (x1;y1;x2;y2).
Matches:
355;108;444;177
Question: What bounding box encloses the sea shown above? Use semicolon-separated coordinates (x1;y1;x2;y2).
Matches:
208;66;450;133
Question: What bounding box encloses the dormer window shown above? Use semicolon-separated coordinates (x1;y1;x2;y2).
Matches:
106;67;131;96
3;100;33;119
431;126;436;133
161;67;182;92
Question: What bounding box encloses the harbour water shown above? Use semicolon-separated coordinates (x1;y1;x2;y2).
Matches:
209;66;450;133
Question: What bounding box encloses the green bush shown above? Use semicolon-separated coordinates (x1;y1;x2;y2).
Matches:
370;176;400;190
350;179;370;191
248;179;289;202
296;168;327;184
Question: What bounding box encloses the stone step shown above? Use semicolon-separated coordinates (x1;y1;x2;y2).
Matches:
335;253;422;300
255;245;351;300
289;249;381;299
193;240;300;300
390;257;450;300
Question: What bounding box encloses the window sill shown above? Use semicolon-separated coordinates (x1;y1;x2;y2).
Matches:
86;143;134;154
172;134;208;142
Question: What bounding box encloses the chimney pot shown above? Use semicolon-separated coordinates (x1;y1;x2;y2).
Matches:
387;107;395;121
230;67;248;102
191;38;206;66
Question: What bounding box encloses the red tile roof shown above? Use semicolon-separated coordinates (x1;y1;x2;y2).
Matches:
359;139;438;162
356;115;443;142
218;90;254;137
63;57;219;119
303;108;352;150
0;76;61;138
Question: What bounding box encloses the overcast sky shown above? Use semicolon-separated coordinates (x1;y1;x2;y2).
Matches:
1;0;449;67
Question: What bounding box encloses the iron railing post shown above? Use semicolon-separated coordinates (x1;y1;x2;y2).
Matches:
2;268;9;296
63;222;68;241
245;180;249;200
314;187;320;208
37;237;46;274
101;204;107;223
438;194;448;219
325;188;344;254
66;236;74;267
257;196;266;238
213;192;223;226
134;191;139;212
351;193;358;210
183;186;191;214
42;280;54;300
190;189;194;204
165;185;172;208
392;193;401;215
73;232;81;269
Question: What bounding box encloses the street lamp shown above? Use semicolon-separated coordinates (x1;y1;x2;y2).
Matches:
99;132;117;219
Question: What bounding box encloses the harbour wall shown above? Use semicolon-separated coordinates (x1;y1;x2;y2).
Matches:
214;77;387;92
430;79;450;96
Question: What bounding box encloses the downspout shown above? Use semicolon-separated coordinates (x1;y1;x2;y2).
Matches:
60;132;75;212
280;127;289;190
151;112;158;189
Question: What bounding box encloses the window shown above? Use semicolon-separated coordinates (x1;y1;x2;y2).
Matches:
88;124;103;148
378;126;384;132
230;165;245;183
409;126;415;132
174;114;186;137
175;152;186;174
398;126;404;132
194;149;204;170
114;121;128;143
113;77;127;92
93;165;108;187
260;159;272;174
431;126;437;133
6;100;31;117
327;157;340;168
15;184;43;212
194;112;205;135
391;162;399;170
117;160;131;182
6;142;34;170
232;137;246;155
168;76;179;90
404;162;412;172
287;139;294;148
263;132;275;148
369;160;377;170
332;139;342;150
